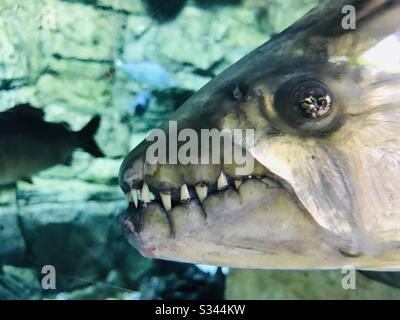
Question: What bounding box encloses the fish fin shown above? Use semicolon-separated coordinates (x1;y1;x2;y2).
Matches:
77;115;105;158
20;177;33;184
7;103;45;119
360;271;400;289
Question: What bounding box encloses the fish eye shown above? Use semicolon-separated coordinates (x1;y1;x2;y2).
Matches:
273;75;340;134
292;81;333;119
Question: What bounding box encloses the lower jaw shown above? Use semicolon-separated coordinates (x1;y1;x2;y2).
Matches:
120;181;400;269
121;178;338;267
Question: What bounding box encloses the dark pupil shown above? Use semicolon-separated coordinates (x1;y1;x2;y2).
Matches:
295;87;332;119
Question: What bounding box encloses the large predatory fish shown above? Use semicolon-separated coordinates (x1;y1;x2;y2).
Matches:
119;0;400;275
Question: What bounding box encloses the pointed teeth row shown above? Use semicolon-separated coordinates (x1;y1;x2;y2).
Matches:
126;183;152;208
126;173;246;211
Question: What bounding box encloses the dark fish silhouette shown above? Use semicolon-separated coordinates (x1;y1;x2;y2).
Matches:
0;103;105;186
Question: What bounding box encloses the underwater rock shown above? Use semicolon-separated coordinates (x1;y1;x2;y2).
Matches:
0;1;43;80
45;56;110;80
48;270;138;300
108;222;153;287
0;1;43;108
77;158;123;185
36;74;110;109
0;265;43;300
19;200;125;291
40;1;125;61
225;269;400;299
0;208;26;266
144;0;187;22
124;15;153;41
122;5;256;72
97;0;145;14
250;0;317;35
13;198;153;293
0;86;36;112
16;178;122;204
139;261;225;300
94;114;132;158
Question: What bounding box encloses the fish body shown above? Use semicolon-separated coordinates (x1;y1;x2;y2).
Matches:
119;0;400;271
0;103;104;186
115;59;176;88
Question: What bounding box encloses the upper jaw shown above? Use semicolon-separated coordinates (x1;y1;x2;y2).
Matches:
118;129;275;209
119;155;280;225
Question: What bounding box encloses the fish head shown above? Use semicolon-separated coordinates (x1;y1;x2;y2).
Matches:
119;0;400;269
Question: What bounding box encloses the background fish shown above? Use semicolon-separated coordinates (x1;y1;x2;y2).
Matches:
115;59;176;88
0;103;104;186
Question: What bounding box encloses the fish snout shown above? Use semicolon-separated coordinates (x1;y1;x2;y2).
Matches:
119;158;144;194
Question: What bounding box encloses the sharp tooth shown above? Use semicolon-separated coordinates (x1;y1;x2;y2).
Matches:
131;189;138;208
217;172;228;190
180;184;191;203
141;183;150;203
160;191;172;211
234;178;242;190
195;184;208;203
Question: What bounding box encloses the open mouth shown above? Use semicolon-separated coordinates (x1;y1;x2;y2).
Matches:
121;171;281;235
118;162;343;269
